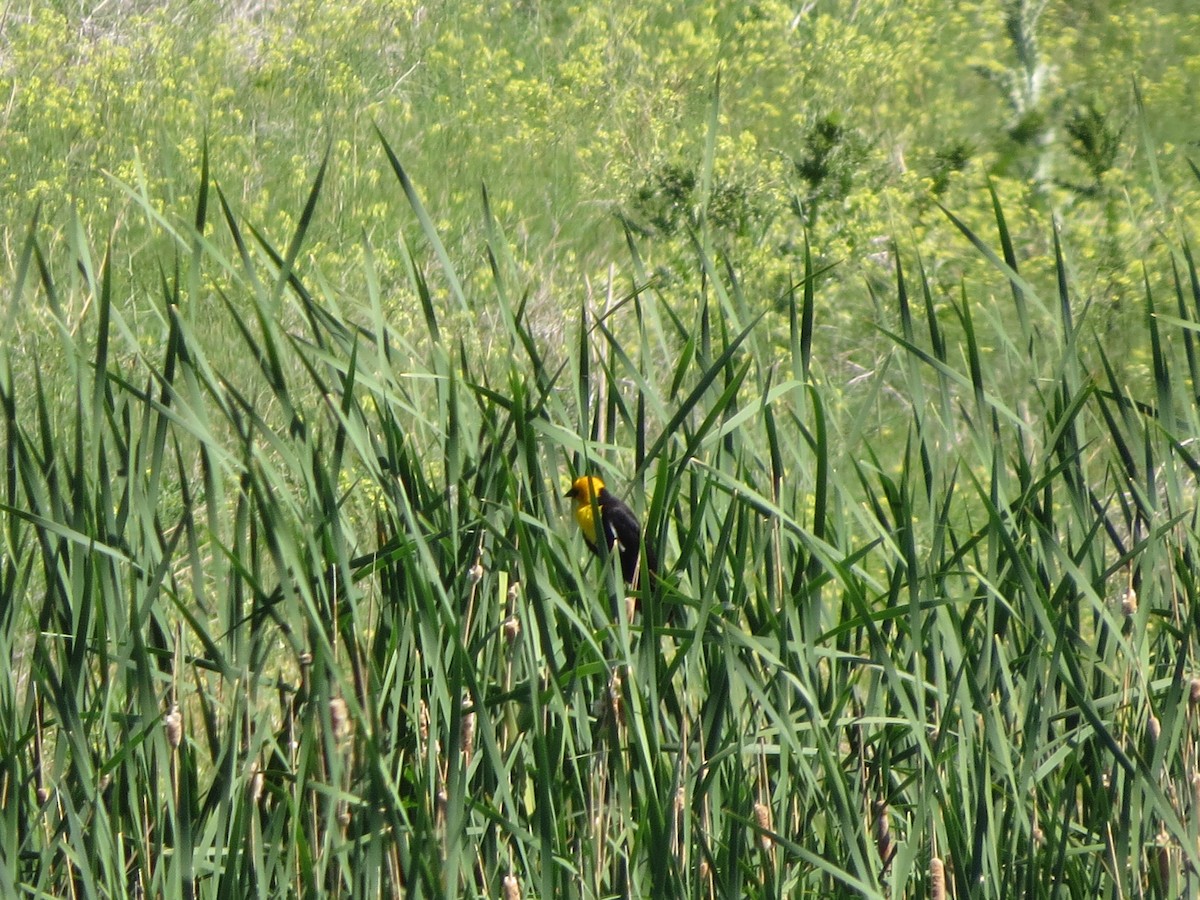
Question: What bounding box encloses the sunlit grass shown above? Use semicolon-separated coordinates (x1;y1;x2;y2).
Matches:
2;126;1200;897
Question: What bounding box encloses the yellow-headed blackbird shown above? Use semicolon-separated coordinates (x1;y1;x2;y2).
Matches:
565;475;657;588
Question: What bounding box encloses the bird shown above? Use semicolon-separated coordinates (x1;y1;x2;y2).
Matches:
565;475;657;588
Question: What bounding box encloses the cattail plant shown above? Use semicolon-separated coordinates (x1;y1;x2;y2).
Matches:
753;801;773;852
930;856;946;900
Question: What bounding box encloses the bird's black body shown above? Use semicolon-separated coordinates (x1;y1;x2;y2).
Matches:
566;476;657;588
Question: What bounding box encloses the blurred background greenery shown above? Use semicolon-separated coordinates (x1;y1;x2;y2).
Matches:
4;0;1197;342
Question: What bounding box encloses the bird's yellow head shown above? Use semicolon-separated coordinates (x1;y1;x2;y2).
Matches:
565;475;605;507
566;475;605;546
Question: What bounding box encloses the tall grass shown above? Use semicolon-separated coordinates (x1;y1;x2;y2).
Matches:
3;134;1200;898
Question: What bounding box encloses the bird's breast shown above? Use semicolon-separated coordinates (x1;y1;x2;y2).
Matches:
574;505;599;546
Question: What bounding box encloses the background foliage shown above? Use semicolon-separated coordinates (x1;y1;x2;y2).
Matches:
3;0;1200;897
4;0;1199;330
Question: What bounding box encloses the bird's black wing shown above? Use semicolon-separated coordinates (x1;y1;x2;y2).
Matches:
600;492;653;585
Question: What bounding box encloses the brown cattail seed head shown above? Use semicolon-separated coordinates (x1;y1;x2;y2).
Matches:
1121;588;1138;616
462;708;476;766
469;562;484;584
754;802;773;851
419;700;430;745
502;874;521;900
873;800;894;865
164;704;183;750
609;668;625;725
1148;715;1161;746
1156;828;1171;890
930;857;946;900
502;615;521;644
36;787;49;805
1190;678;1200;706
507;580;520;603
329;697;351;742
